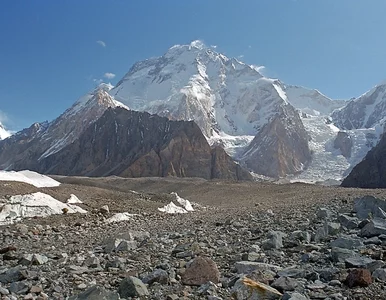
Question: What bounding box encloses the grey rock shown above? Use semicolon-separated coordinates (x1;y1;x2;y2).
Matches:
329;236;363;249
317;208;332;219
19;254;48;266
271;276;298;292
277;267;306;278
290;230;311;244
360;218;386;237
372;268;386;281
262;231;286;250
0;286;9;295
118;276;149;298
354;196;386;219
142;269;169;285
282;292;309;300
345;256;374;268
9;281;29;295
327;222;341;235
330;247;357;263
338;214;359;229
197;281;218;295
0;267;25;283
68;285;120;300
364;236;382;245
234;261;282;274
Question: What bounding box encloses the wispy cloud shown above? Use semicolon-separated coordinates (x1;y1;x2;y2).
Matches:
238;55;244;59
0;110;9;124
104;72;116;79
93;78;103;84
251;65;266;75
96;40;106;47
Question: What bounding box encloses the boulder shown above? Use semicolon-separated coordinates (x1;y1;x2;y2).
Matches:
345;269;372;288
231;277;282;300
118;276;149;298
182;256;220;286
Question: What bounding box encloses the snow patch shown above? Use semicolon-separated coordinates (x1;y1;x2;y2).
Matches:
106;212;136;223
0;192;87;225
158;192;194;214
66;194;82;204
0;170;61;188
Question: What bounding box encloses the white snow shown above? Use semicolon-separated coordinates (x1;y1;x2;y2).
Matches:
0;170;61;188
0;192;87;225
289;114;381;183
158;192;194;214
171;192;194;211
158;202;188;214
66;194;82;204
106;212;136;223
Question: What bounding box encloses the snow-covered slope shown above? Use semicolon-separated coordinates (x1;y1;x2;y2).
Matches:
332;81;386;130
110;41;290;138
39;83;129;159
283;85;346;116
0;170;60;187
0;122;11;140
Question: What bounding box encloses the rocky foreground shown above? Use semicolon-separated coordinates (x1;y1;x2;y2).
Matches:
1;178;386;299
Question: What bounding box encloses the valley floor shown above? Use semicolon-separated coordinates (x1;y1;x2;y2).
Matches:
1;176;386;299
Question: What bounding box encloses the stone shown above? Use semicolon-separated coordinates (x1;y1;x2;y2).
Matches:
261;231;286;250
345;269;372;288
345;256;374;269
330;236;364;250
0;267;26;283
182;256;220;286
118;276;149;298
9;281;29;294
99;205;109;214
234;261;282;275
271;276;298;292
19;254;49;266
338;214;359;229
361;218;386;237
142;269;169;285
197;281;218;296
354;196;386;219
231;277;282;300
327;222;341;235
68;285;120;300
104;238;137;253
282;292;308;300
330;247;357;263
289;230;311;244
372;268;386;281
277;268;305;278
317;208;332;219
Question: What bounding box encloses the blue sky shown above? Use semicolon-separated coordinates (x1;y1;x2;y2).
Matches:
1;0;386;130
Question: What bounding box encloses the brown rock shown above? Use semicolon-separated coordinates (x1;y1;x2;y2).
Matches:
181;256;220;286
345;268;372;288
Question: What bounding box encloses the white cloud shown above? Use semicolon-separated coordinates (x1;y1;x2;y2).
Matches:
210;45;217;49
96;40;106;47
248;45;252;49
251;65;266;75
0;110;9;124
104;72;116;79
238;55;244;59
93;78;103;84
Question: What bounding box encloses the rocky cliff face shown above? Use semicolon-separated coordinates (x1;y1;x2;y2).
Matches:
240;105;311;178
341;133;386;188
0;107;252;181
333;131;353;158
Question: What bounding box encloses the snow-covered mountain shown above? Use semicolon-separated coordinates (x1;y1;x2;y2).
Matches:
1;40;385;182
283;85;346;116
0;84;127;170
332;81;386;130
0;122;11;140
